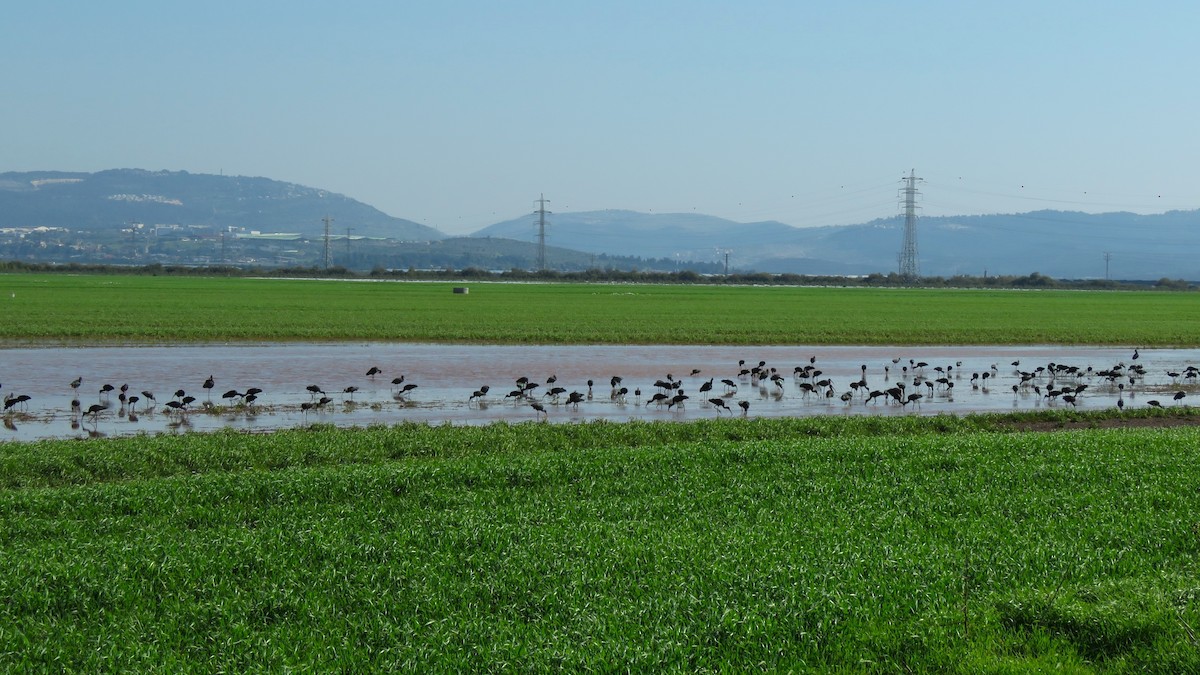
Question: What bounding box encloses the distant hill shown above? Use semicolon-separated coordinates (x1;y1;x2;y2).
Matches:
0;169;443;241
796;210;1200;280
473;210;799;265
4;169;1197;279
473;208;1200;280
386;237;719;273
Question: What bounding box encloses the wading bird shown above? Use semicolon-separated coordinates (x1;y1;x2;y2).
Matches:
647;392;669;407
469;385;490;404
4;394;31;411
567;391;585;409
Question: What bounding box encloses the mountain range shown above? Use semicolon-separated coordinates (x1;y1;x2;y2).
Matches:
473;208;1200;280
1;169;1196;280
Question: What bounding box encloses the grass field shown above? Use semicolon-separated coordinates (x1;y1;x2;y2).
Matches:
3;273;1200;670
2;273;1198;345
1;417;1198;671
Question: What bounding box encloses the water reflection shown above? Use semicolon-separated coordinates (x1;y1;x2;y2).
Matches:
1;343;1197;442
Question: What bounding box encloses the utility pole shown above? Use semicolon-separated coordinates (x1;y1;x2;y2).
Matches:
898;169;922;279
1104;252;1112;280
534;194;551;271
322;216;334;269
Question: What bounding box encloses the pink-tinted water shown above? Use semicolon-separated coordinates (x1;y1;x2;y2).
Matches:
2;344;1197;442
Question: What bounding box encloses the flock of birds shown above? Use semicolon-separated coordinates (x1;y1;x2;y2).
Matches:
4;348;1197;438
473;349;1198;419
2;368;421;431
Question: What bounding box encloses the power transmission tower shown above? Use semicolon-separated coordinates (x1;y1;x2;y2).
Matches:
346;227;353;266
898;169;922;279
1104;252;1112;280
534;194;551;271
322;216;334;269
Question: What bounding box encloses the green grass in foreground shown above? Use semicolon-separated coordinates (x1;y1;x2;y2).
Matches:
1;414;1198;671
3;273;1199;344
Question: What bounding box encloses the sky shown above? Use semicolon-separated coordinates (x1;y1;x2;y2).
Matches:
5;1;1199;236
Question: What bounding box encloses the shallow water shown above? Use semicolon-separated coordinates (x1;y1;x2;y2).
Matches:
2;344;1197;442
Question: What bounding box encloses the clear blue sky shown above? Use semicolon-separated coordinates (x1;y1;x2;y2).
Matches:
6;1;1198;235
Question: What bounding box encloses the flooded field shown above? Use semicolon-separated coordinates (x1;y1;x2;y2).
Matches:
2;343;1198;442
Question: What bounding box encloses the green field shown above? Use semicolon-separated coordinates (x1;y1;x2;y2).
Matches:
2;273;1198;345
3;273;1200;670
2;417;1198;671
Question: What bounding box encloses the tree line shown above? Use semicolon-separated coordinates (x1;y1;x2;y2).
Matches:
0;260;1193;290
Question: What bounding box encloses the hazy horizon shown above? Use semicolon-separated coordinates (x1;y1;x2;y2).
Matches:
6;1;1198;235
